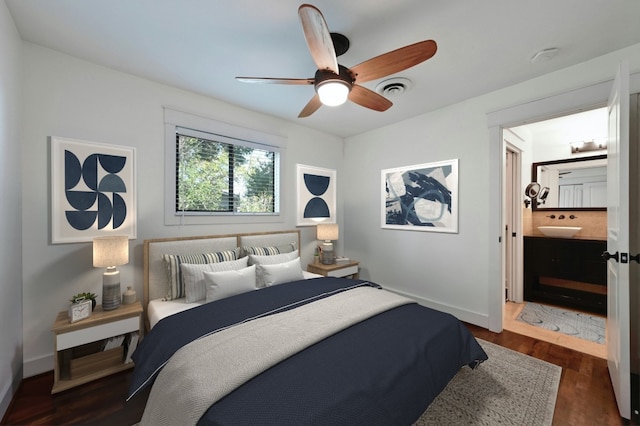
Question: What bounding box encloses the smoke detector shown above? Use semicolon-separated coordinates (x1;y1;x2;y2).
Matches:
375;78;412;97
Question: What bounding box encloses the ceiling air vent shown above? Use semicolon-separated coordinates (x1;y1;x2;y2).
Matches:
375;78;412;97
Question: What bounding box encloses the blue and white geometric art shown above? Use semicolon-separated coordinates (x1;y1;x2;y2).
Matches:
51;136;137;243
296;164;336;226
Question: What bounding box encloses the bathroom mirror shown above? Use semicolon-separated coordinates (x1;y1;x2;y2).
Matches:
531;154;607;211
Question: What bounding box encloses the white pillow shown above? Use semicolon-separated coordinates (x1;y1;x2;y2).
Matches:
182;257;249;303
204;265;257;303
249;250;299;288
259;258;305;287
161;248;240;300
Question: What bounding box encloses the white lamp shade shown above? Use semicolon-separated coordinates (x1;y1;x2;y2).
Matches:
317;81;350;106
93;235;129;267
317;223;339;241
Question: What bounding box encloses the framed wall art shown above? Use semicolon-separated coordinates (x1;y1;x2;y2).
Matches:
381;159;458;233
296;164;336;226
51;136;137;244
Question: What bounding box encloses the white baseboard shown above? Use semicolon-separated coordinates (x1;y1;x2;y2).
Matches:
383;286;490;328
0;366;22;420
23;353;53;378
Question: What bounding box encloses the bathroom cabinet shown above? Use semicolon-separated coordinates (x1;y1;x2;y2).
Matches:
524;236;607;314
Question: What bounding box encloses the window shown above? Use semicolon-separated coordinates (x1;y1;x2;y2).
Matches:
175;131;279;214
164;107;285;226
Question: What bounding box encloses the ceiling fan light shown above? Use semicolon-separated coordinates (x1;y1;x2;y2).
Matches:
317;80;350;106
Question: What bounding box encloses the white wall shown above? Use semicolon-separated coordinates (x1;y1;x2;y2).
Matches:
344;43;640;327
0;0;23;418
20;43;344;377
14;17;640;386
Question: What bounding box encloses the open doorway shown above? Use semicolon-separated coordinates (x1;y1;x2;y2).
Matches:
502;108;608;359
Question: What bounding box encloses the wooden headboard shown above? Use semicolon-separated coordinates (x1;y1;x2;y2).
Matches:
143;230;301;310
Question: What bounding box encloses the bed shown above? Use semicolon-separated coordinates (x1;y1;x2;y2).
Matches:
129;230;487;425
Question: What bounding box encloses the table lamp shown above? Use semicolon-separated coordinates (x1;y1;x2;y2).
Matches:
317;223;339;264
93;235;129;311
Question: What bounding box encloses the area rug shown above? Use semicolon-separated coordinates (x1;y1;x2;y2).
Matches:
414;339;561;426
516;302;605;344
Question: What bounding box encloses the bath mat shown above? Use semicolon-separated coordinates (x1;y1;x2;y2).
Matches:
516;302;605;344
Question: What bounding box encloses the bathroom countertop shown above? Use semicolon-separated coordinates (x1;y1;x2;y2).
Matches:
524;234;606;241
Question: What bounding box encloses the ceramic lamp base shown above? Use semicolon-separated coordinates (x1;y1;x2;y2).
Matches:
102;268;121;311
321;242;334;264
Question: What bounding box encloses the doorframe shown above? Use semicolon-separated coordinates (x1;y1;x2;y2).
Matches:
504;141;523;303
486;74;640;332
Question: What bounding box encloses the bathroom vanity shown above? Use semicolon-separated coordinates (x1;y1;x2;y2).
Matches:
524;235;607;314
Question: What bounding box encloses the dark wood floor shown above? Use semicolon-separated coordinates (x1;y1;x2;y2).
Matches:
1;324;628;426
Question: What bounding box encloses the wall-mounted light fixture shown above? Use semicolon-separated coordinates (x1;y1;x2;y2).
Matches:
570;139;607;154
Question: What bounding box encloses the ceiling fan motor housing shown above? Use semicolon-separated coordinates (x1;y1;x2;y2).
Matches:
314;65;355;91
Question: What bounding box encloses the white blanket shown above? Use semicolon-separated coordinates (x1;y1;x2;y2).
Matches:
140;286;413;426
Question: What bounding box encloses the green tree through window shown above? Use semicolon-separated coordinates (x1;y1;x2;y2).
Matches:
176;133;278;214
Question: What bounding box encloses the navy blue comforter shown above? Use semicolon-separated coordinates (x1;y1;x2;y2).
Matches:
129;277;487;425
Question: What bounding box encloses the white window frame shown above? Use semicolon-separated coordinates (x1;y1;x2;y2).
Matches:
164;107;286;226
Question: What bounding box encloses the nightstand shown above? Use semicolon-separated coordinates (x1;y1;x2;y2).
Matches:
307;260;360;279
51;301;143;394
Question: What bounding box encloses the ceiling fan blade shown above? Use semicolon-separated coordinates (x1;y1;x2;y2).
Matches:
350;40;437;83
349;85;392;112
298;4;339;74
236;77;314;85
298;94;322;118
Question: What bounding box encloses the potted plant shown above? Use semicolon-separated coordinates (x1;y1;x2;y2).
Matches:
69;292;98;311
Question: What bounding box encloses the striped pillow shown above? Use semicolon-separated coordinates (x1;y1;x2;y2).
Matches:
242;242;297;257
162;248;240;300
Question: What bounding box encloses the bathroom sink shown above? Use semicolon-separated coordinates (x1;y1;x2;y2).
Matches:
537;226;582;238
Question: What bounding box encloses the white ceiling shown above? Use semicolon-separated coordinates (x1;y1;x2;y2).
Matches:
6;0;640;138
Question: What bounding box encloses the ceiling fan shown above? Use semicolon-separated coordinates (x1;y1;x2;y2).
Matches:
236;4;437;118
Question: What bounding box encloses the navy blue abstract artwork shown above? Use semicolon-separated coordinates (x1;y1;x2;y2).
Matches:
303;173;330;218
296;164;336;226
51;137;136;243
64;150;128;231
382;159;458;233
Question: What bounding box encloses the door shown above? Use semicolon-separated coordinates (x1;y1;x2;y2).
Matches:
505;150;514;301
606;61;631;419
504;145;523;303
